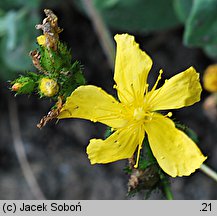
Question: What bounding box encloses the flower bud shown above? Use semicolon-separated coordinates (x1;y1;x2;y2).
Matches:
39;78;59;97
37;35;46;46
11;76;36;94
203;64;217;92
12;83;23;92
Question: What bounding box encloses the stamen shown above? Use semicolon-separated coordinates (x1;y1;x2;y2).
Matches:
130;83;140;106
144;84;149;96
134;144;142;168
151;69;163;92
166;112;172;118
144;111;154;122
148;112;173;123
144;70;164;109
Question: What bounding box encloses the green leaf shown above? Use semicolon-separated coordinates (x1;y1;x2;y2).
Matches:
0;11;17;49
173;0;193;23
0;8;40;79
0;0;41;11
203;44;217;60
184;0;217;46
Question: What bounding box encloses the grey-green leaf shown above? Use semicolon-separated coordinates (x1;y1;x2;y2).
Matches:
184;0;217;46
173;0;193;23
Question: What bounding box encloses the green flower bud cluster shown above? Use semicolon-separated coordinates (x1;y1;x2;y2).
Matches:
11;43;85;100
10;9;86;102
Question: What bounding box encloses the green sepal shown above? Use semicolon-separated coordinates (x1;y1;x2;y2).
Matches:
126;137;161;195
39;41;72;75
74;69;86;86
11;72;40;94
58;61;86;100
70;61;86;85
139;137;157;170
104;127;113;139
126;136;173;199
58;75;77;100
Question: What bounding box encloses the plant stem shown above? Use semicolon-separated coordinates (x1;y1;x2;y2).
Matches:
81;0;115;69
200;164;217;182
159;171;173;200
162;180;173;200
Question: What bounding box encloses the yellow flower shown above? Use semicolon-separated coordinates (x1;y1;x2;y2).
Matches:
203;64;217;92
37;35;46;46
58;34;206;177
39;77;59;97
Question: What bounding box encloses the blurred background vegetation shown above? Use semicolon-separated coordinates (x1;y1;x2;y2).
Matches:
1;0;217;81
0;0;41;80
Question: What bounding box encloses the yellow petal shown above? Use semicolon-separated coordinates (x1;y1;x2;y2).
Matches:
114;34;152;106
37;35;46;46
87;125;144;164
58;85;127;129
144;113;206;177
145;67;202;111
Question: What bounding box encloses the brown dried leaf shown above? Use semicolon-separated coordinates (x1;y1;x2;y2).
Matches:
35;9;63;51
37;96;63;128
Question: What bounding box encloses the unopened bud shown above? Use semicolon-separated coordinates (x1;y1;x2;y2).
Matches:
12;83;22;92
39;78;59;97
203;64;217;92
37;35;46;46
11;76;36;95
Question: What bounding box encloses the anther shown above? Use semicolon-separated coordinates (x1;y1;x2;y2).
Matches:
166;112;172;118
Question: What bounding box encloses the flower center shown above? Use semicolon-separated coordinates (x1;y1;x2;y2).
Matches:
133;107;154;123
133;107;146;121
